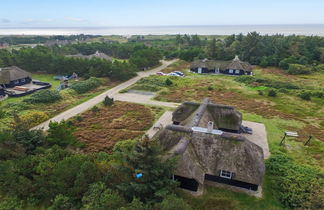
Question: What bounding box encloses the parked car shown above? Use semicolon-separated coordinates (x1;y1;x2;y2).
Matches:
173;71;184;76
168;72;181;77
156;72;166;76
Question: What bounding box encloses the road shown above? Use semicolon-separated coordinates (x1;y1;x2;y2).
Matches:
33;59;178;130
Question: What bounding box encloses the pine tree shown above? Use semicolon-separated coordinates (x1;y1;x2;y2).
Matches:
117;138;177;202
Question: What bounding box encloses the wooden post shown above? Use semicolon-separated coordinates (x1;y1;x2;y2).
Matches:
280;133;287;145
304;136;313;146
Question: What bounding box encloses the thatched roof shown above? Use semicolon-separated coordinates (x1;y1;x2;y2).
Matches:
0;66;32;84
67;51;113;62
190;59;229;70
190;56;252;72
172;99;242;131
156;98;265;186
227;56;252;71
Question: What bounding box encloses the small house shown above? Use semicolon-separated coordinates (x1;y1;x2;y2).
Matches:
190;56;253;76
156;99;265;193
0;66;32;88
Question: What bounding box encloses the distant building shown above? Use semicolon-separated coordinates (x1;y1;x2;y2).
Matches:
156;98;265;193
66;51;113;62
44;39;71;47
0;66;32;88
0;42;9;48
190;56;253;76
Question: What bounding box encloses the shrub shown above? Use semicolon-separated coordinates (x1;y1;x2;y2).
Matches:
47;121;77;147
207;86;214;91
0;196;23;210
24;90;61;104
266;153;323;209
91;106;99;112
268;89;277;97
165;78;173;86
20;111;49;128
314;64;324;71
103;96;114;106
287;64;312;75
70;77;102;94
298;91;311;101
257;90;263;95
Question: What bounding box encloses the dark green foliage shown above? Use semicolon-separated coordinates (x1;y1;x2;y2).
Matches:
298;91;311;101
266;152;323;209
207;86;214;91
287;64;312;75
268;89;277;97
91;106;99;112
23;90;61;104
129;48;162;70
165;78;173;86
103;96;114;106
117;139;177;202
47;121;77;147
48;194;73;210
82;182;126;209
8;115;46;153
70;77;102;94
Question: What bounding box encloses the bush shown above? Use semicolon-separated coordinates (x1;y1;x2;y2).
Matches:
91;106;99;112
165;78;173;86
24;90;61;104
20;111;49;128
266;153;323;209
207;86;214;91
103;96;114;106
287;64;312;75
257;90;263;95
268;89;277;97
70;77;102;94
314;64;324;71
47;121;78;147
298;91;311;101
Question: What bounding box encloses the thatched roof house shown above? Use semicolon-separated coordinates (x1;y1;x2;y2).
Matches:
67;51;113;62
190;56;253;75
0;66;32;88
156;98;265;192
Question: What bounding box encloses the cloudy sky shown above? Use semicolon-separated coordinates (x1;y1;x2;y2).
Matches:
0;0;323;27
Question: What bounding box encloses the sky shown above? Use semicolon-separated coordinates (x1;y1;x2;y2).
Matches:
0;0;324;27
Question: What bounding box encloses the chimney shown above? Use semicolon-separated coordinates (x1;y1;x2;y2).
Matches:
207;121;214;133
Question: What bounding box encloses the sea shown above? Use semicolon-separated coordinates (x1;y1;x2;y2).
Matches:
0;24;324;36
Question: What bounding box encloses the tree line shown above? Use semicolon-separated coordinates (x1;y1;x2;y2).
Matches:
0;42;163;81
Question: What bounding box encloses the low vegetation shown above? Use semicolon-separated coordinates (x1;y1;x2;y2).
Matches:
70;77;102;94
72;101;163;152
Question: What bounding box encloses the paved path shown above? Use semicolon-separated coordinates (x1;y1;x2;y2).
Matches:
33;59;177;130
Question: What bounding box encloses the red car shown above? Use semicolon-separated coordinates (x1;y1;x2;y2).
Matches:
156;72;166;76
